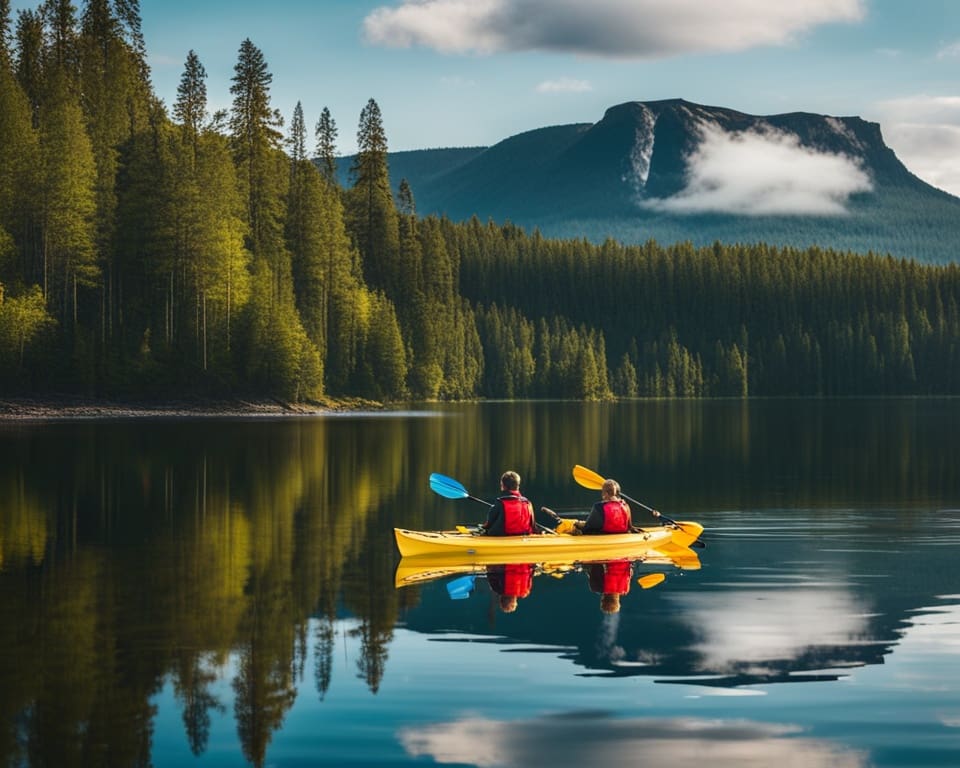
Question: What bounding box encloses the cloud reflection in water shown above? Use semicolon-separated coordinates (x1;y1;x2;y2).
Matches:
670;588;870;674
399;713;868;768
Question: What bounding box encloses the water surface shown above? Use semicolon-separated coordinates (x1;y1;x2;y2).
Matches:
1;400;958;767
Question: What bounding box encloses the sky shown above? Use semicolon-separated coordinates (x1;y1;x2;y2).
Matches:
10;0;960;196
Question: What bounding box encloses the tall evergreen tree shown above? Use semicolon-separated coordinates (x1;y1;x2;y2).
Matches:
78;0;152;363
43;0;78;72
14;9;44;125
346;98;398;296
37;67;97;330
229;38;284;267
0;0;11;69
230;39;319;399
314;106;338;184
174;49;206;162
0;64;39;287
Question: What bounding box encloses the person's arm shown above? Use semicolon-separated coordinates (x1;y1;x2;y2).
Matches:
482;499;502;534
581;502;604;534
527;501;538;534
626;502;639;532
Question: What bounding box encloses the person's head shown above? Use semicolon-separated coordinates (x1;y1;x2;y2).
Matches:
600;593;621;614
601;478;620;501
500;471;521;491
499;595;518;613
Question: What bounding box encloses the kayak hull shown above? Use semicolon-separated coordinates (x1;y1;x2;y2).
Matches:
393;521;703;562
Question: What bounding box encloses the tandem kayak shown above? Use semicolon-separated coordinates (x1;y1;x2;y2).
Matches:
393;521;704;562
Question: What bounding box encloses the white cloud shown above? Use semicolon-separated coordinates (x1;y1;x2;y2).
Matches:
399;714;869;768
644;122;873;216
536;77;592;93
937;40;960;59
874;95;960;196
363;0;865;58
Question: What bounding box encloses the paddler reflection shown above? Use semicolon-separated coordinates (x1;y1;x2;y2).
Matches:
586;560;633;613
486;562;535;612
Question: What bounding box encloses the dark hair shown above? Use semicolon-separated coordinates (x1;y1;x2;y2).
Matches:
500;471;521;490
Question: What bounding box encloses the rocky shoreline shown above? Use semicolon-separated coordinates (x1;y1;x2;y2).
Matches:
0;395;384;420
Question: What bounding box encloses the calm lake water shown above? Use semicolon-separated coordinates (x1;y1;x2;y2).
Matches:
1;400;959;767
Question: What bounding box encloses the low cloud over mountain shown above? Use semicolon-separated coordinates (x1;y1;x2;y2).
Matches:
643;122;873;216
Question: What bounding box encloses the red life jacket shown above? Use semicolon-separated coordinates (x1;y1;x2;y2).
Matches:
501;491;534;535
503;564;533;597
602;561;632;594
601;499;631;533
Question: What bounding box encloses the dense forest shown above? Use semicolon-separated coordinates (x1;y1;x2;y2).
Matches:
1;0;959;401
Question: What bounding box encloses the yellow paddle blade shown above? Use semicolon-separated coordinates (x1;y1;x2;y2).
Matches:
455;525;474;534
637;573;666;590
572;464;606;490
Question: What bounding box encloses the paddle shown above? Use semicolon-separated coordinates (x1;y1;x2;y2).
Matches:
430;473;557;534
637;573;666;589
446;575;477;599
571;464;688;531
429;472;492;507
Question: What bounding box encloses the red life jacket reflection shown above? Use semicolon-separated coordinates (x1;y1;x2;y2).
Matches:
501;491;534;535
503;563;533;597
602;561;632;594
601;499;630;533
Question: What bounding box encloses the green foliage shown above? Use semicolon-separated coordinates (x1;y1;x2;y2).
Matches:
0;282;55;377
2;5;960;402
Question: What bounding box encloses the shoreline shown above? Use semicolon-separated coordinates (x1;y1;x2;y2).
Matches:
0;395;385;421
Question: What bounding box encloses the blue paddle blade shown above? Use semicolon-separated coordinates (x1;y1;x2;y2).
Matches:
446;575;476;599
430;472;470;500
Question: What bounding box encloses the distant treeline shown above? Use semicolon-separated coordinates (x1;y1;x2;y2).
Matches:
1;1;958;400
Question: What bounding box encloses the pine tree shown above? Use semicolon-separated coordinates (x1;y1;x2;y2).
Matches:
315;106;338;184
229;38;284;267
229;39;318;399
43;0;78;73
78;0;152;363
0;0;11;70
0;62;37;284
37;67;97;330
174;50;206;162
346;98;398;296
14;9;44;125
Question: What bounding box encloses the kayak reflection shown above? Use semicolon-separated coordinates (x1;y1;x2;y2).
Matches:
395;548;700;615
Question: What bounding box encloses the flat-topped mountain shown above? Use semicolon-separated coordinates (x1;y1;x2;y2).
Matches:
339;99;960;262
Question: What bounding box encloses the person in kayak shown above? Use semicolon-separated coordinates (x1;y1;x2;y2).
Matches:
575;478;635;534
481;471;538;536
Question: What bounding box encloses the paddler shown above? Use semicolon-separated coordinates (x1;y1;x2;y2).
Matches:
480;470;538;536
575;478;635;534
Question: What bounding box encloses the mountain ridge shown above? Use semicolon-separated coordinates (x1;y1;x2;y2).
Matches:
338;99;960;263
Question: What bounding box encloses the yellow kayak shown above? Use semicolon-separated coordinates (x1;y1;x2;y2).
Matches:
393;521;704;561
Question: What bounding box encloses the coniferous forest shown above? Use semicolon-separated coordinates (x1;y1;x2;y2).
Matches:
2;1;960;401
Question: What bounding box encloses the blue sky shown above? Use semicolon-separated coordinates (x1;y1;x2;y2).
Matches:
10;0;960;194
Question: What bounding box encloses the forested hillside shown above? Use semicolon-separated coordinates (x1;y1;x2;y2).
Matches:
1;1;959;401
